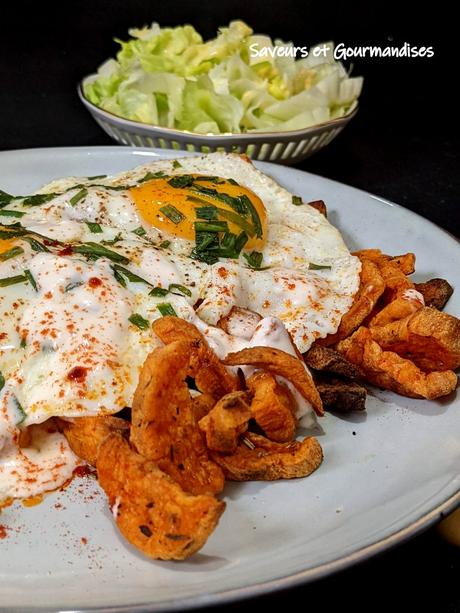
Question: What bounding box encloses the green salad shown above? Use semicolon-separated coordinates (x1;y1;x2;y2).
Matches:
83;21;362;134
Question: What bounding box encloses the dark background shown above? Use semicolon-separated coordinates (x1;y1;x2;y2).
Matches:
1;1;459;611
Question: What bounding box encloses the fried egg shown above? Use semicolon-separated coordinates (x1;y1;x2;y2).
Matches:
0;152;360;502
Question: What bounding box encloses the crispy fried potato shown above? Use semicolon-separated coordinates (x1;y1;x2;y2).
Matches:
217;306;262;339
198;391;252;453
355;250;414;303
415;278;454;311
247;372;297;442
131;341;225;495
152;316;239;398
317;380;367;412
59;416;129;466
337;327;457;399
191;393;216;422
97;433;225;560
369;307;460;371
210;432;323;481
307;199;327;217
304;344;361;379
319;259;385;346
368;292;424;328
224;346;323;416
353;249;415;275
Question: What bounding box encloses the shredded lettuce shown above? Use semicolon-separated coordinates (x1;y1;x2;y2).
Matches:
83;21;363;134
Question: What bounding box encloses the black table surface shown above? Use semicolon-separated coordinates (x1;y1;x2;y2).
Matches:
1;1;459;611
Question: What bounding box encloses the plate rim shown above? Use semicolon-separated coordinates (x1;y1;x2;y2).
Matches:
0;146;459;613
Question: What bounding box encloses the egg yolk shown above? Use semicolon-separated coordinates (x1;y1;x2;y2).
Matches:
0;238;18;256
129;174;267;251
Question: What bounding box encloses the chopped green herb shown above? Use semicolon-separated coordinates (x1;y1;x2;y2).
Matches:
159;240;171;249
85;222;103;234
0;224;28;240
308;263;332;270
101;232;123;246
194;231;219;253
0;209;25;218
292;195;303;205
139;171;166;183
168;283;192;297
186;195;210;206
243;251;264;270
64;281;84;292
69;188;88;207
214;207;256;237
172;160;182;169
149;286;169;297
194;221;229;233
234;231;249;253
87;174;107;180
160;205;185;225
191;184;244;212
157;303;177;317
0;246;24;261
0;190;15;207
190;248;219;264
22;236;49;252
0;370;4;391
13;395;27;425
128;313;150;330
22;193;58;207
132;226;146;236
112;264;151;287
24;269;37;291
20;337;26;349
167;175;194;188
193;175;223;184
194;205;218;220
73;242;129;264
227;178;239;186
239;195;263;239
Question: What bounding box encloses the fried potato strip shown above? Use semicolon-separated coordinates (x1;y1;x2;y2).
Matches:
415;278;453;311
198;391;252;453
97;434;225;560
337;327;457;399
304;344;361;379
224;346;323;416
317;380;367;413
368;292;424;328
369;307;460;371
247;372;297;442
210;432;323;481
60;416;129;467
131;340;224;495
152;316;239;398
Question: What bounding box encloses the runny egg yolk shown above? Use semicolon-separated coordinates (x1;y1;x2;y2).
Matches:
129;175;267;250
0;238;18;256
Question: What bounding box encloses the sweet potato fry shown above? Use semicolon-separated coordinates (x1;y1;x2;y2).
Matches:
415;278;454;311
131;341;225;495
307;199;327;217
304;344;361;379
247;372;297;442
198;391;252;453
317;380;367;413
369;307;460;371
60;416;129;466
217;306;262;339
355;250;414;303
191;393;216;422
353;249;415;275
337;327;457;399
152;316;239;399
224;346;323;416
97;433;225;560
318;258;385;346
210;432;323;481
368;291;424;328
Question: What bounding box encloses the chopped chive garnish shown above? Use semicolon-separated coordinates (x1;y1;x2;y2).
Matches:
186;195;210;206
0;190;15;207
128;313;150;330
73;242;129;264
234;231;249;253
167;175;194;188
191;184;244;211
0;209;25;218
132;226;146;236
227;178;239;186
243;251;264;270
22;193;58;207
20;337;26;349
0;246;24;261
64;281;84;292
112;264;151;287
0;370;4;392
169;283;192;297
159;240;171;249
0;225;28;240
22;236;50;252
139;171;166;182
190;249;219;264
193;175;224;184
69;188;88;207
157;303;177;317
159;205;185;225
239;195;262;239
194;231;219;253
292;195;303;205
85;222;103;234
309;263;332;270
172;160;182;169
13;395;27;425
87;174;107;180
24;269;37;291
194;221;229;233
214;207;256;237
111;267;126;288
195;205;218;220
149;286;169;297
101;232;123;246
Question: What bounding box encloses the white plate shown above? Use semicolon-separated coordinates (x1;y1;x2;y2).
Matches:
0;147;459;612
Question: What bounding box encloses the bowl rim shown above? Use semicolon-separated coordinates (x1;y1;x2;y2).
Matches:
77;79;359;142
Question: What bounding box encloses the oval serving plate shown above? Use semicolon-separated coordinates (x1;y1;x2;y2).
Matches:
0;147;459;612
